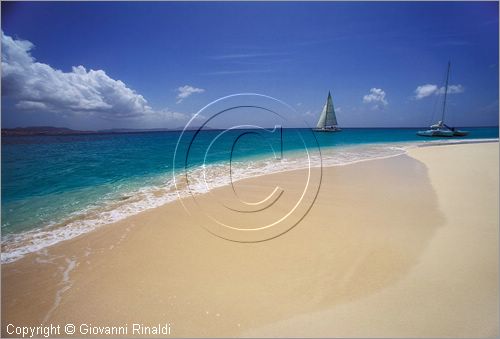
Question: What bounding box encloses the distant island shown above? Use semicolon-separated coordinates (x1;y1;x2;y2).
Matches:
1;126;216;136
1;126;95;136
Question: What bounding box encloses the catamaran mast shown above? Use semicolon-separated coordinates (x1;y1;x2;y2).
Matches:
441;61;451;125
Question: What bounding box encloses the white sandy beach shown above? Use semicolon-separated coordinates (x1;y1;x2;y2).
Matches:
1;141;498;337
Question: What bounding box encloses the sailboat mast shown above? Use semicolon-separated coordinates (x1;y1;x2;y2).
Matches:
441;61;451;124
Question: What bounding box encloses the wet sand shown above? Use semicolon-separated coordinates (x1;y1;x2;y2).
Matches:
2;142;498;337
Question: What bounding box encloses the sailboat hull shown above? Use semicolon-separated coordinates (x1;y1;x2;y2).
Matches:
417;128;469;137
313;127;342;132
417;129;454;137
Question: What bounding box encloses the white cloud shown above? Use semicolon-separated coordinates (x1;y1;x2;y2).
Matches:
444;84;465;94
414;83;464;99
363;88;388;109
15;101;48;110
176;85;205;103
414;84;439;99
1;32;178;122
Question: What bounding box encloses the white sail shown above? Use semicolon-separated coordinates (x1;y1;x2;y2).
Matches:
316;105;328;128
316;92;338;128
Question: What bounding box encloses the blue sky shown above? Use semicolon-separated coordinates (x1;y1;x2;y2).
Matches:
1;1;498;129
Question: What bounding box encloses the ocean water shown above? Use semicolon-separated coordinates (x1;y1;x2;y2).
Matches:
1;127;498;263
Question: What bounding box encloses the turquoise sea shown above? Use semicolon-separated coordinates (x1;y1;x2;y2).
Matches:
1;127;498;263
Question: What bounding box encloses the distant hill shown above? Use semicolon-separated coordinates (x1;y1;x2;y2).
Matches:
97;128;172;133
1;126;95;136
2;125;218;136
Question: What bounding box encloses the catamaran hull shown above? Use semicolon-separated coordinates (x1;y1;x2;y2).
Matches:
417;129;469;137
417;130;454;137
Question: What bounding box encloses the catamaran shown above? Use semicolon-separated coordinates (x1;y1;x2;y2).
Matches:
313;91;341;132
417;62;469;137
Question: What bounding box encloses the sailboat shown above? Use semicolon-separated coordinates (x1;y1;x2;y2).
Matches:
417;62;469;137
313;91;341;132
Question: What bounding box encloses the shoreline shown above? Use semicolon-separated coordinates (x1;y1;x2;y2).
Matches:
1;138;498;264
2;140;498;337
245;141;500;337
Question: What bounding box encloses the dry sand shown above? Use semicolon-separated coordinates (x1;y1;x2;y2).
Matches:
2;142;498;337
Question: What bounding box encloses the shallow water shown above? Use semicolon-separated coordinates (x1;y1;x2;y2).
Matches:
1;127;498;263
